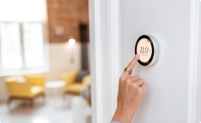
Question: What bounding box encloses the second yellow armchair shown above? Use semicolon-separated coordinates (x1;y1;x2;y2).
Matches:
61;70;91;95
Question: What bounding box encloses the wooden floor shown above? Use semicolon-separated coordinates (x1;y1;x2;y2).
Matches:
0;96;91;123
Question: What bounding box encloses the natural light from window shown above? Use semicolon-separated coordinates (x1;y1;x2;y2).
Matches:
0;0;48;76
23;23;45;68
0;23;22;70
0;0;46;21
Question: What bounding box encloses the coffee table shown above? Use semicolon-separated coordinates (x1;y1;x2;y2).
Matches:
45;81;66;98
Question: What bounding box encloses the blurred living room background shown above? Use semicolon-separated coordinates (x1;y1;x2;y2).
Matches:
0;0;91;123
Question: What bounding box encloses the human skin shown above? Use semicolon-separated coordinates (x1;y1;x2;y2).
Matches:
112;54;148;123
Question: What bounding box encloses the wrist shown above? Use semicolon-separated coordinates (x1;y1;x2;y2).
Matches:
112;106;136;123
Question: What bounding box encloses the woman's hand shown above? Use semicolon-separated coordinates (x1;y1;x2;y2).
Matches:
112;54;148;123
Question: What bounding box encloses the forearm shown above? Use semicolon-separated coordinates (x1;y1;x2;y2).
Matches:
111;107;135;123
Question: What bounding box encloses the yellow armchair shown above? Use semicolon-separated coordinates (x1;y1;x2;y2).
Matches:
24;74;45;87
5;74;45;107
61;71;91;95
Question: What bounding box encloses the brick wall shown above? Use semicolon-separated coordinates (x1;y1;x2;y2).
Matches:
46;0;89;43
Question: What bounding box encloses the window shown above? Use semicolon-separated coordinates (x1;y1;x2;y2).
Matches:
0;23;22;70
23;23;45;68
0;0;48;76
0;22;48;76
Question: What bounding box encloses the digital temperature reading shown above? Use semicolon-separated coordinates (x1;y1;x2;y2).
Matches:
137;38;152;63
140;47;150;53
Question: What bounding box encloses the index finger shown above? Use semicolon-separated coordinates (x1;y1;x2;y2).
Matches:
127;53;140;70
122;54;140;76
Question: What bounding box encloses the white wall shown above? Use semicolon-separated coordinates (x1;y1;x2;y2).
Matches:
195;2;201;122
0;43;81;103
46;43;81;81
120;1;197;123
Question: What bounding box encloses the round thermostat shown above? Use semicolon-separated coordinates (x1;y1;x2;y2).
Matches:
135;35;159;66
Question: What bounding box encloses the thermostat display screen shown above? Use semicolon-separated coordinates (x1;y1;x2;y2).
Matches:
137;38;152;62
